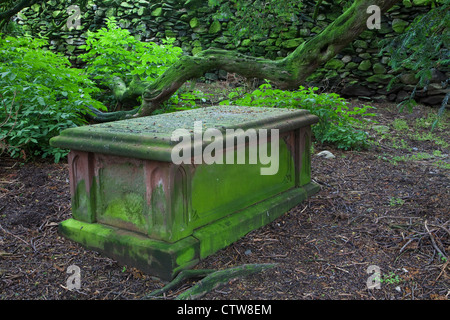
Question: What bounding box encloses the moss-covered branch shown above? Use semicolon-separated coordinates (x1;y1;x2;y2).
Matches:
0;0;37;29
88;0;400;121
139;49;287;116
136;0;400;117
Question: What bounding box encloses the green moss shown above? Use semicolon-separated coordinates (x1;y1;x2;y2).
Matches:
358;60;372;71
189;17;199;28
282;38;304;49
353;40;368;49
241;39;252;47
72;179;97;223
176;246;196;266
190;139;295;230
392;19;409;33
151;7;163;17
58;218;200;281
300;137;311;186
367;74;394;84
325;59;345;70
372;63;386;74
209;20;221;34
193;185;318;258
103;193;145;227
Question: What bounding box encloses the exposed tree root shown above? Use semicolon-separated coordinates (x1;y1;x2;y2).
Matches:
142;263;277;300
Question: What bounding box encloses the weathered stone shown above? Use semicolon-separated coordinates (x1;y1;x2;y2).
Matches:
341;84;375;97
204;72;218;81
392;18;409;33
192;46;203;55
346;62;358;70
396;90;411;102
373;63;386;74
151;7;163;17
280;28;298;39
241;39;252;47
358;60;372;71
51;106;320;280
187;17;198;28
120;2;134;8
137;7;145;16
193;26;207;34
430;68;448;83
367;74;394;84
399;73;419;85
325;59;345;70
316;151;335;159
427;83;449;95
359;30;375;40
208;20;221;34
299;28;310;37
341;55;352;63
353;40;368;49
420;94;447;105
282;38;303;49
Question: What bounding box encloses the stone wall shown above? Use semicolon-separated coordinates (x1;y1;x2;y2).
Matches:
16;0;449;106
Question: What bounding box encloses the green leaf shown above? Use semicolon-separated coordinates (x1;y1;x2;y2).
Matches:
37;96;46;106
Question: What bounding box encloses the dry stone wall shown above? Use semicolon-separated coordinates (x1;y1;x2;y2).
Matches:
17;0;449;106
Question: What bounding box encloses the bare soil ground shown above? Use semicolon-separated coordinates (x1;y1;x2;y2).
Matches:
0;100;449;300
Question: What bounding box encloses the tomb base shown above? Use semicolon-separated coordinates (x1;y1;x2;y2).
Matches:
59;184;318;281
51;106;320;280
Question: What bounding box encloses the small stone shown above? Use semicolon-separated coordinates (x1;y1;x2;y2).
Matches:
358;60;372;71
341;55;352;63
373;63;386;74
151;7;162;16
353;40;368;49
281;38;303;49
120;2;134;8
372;125;390;134
325;59;345;70
392;19;409;33
208;20;221;34
316;151;335;159
189;17;199;28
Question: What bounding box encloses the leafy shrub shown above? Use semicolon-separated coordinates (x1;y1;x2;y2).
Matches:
220;82;375;150
0;34;105;162
79;17;182;104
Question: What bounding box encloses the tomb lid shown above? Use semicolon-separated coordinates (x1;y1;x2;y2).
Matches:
50;106;318;162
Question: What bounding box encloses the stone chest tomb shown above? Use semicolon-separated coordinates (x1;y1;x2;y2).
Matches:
50;106;320;280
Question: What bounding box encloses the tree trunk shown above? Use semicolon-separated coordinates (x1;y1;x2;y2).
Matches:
92;0;401;121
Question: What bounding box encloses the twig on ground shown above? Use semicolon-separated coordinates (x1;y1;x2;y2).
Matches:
424;220;448;261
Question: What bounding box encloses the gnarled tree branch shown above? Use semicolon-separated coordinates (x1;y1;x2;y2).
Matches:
87;0;400;122
136;0;400;117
